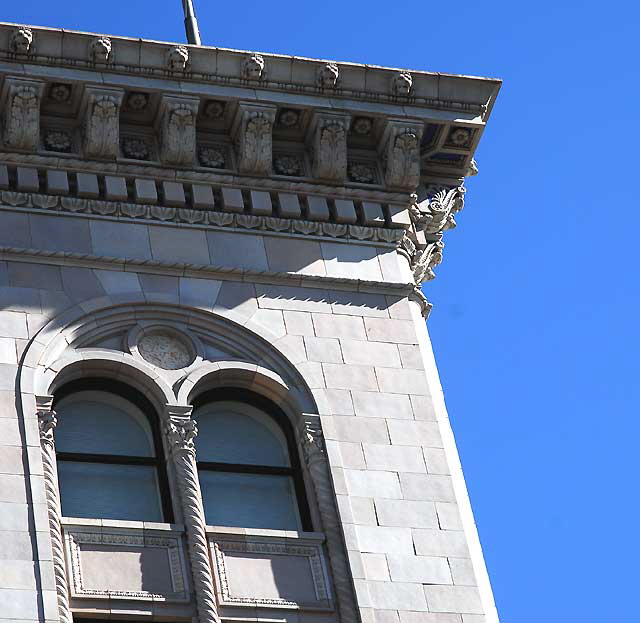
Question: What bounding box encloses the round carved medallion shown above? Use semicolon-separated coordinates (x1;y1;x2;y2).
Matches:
138;332;194;370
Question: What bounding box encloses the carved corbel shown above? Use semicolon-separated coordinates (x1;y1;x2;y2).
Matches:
410;183;466;235
1;77;45;152
307;112;351;182
297;415;359;623
380;119;423;190
157;95;199;167
36;396;73;623
81;86;124;160
163;406;219;623
232;102;276;176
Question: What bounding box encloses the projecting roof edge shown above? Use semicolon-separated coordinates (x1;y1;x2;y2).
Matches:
0;22;501;118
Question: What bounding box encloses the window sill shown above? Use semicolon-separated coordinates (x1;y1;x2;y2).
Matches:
61;516;185;532
205;524;325;542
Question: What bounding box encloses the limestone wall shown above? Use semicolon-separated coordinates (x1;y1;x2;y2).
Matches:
0;209;496;623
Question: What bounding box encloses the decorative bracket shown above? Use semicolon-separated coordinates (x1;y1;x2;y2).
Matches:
157;95;199;167
380;119;423;191
232;102;277;176
81;86;124;160
1;77;45;152
307;111;351;182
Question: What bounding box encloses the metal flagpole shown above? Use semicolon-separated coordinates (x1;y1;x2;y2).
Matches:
182;0;202;45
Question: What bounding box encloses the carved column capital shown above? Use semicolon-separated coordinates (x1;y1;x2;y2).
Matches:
298;414;326;466
157;95;199;167
36;395;56;446
81;86;124;160
380;119;423;191
232;102;276;176
165;412;198;456
307;111;351;182
1;77;45;151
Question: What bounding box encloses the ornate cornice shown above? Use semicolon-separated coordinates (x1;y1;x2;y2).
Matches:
0;22;499;184
0;23;500;116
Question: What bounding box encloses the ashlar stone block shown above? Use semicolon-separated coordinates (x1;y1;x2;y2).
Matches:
386;554;452;584
375;499;438;529
363;443;426;473
424;585;483;615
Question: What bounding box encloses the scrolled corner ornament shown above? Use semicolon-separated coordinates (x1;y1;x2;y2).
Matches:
399;233;445;285
410;184;466;234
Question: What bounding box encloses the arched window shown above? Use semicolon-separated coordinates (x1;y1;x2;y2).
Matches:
193;389;311;531
53;379;172;523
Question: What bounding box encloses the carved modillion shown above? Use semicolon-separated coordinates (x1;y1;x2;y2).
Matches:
381;120;423;191
1;78;44;152
232;103;276;176
158;95;199;166
82;87;124;160
164;407;219;623
36;396;73;623
308;112;351;182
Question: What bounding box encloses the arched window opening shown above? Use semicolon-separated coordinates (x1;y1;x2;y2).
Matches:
53;379;173;523
193;389;311;532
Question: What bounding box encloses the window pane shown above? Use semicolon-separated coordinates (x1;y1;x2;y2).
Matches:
55;391;155;457
195;401;289;466
58;461;163;522
199;471;299;530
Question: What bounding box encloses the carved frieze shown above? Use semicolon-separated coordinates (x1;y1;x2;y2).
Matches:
381;120;423;191
308;112;351;182
232;103;276;176
1;78;45;151
82;87;124;160
158;95;199;166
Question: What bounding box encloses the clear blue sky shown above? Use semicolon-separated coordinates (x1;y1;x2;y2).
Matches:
5;1;638;620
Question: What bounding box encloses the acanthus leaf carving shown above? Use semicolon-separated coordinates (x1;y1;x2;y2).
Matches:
310;113;351;182
83;88;123;160
234;104;276;176
159;96;199;166
385;131;421;190
166;415;198;456
392;71;413;96
410;184;466;234
2;79;44;151
400;236;444;285
381;121;423;191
